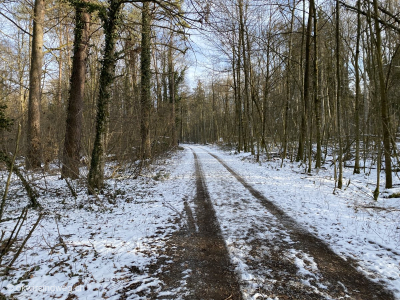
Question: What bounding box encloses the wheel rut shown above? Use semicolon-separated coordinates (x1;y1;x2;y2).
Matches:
185;149;242;299
205;149;394;299
150;148;242;299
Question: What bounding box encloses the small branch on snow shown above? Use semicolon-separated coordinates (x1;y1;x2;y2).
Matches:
162;201;183;218
7;212;42;271
55;217;68;254
361;206;400;211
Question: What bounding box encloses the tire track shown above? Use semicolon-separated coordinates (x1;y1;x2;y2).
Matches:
151;149;242;299
185;148;242;299
205;149;394;300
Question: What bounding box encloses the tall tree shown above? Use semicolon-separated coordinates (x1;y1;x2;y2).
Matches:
282;0;295;161
336;0;343;189
298;0;312;164
26;0;45;169
62;0;91;179
168;35;177;147
313;0;322;169
238;0;253;154
140;1;152;159
353;0;361;174
88;0;122;190
372;0;393;188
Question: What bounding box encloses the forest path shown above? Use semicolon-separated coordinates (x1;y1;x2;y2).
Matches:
152;146;394;299
203;148;394;299
149;148;242;299
180;149;242;299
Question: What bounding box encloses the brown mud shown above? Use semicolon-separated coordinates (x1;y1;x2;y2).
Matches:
146;149;242;299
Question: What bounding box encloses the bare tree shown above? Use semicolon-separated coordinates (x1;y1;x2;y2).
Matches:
26;0;45;169
88;0;122;190
372;0;393;188
62;0;91;179
353;0;362;174
140;1;152;159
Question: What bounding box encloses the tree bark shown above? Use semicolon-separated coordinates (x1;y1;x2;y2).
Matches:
296;0;308;162
168;36;177;147
140;1;152;159
336;0;344;189
354;0;361;174
372;0;392;188
62;0;91;179
239;0;252;154
282;0;295;161
26;0;45;170
298;0;312;164
313;0;322;169
88;0;121;190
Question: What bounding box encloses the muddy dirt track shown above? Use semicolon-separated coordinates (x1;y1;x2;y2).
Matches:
150;147;395;300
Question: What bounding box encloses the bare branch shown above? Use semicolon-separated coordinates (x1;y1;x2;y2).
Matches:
0;10;32;36
339;1;400;33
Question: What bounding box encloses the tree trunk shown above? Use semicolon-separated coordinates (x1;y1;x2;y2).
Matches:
336;0;343;189
26;0;45;170
372;0;392;188
88;0;121;191
62;0;90;179
239;0;252;154
263;41;270;158
282;0;295;161
354;0;361;174
297;0;307;162
168;36;177;147
313;0;322;169
298;0;312;164
140;1;152;159
232;42;241;153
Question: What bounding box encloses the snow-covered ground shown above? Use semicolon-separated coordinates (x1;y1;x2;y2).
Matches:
194;145;400;299
0;149;195;299
0;144;399;299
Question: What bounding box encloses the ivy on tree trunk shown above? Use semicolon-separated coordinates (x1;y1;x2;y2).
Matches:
88;0;121;191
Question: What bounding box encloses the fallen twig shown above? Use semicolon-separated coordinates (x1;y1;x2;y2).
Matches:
7;212;42;271
0;208;28;265
65;178;78;199
0;151;40;208
55;216;68;254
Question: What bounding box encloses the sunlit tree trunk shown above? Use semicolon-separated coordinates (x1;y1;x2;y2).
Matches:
26;0;45;169
62;0;90;179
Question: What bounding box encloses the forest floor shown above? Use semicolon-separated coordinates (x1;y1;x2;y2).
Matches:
1;145;400;299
